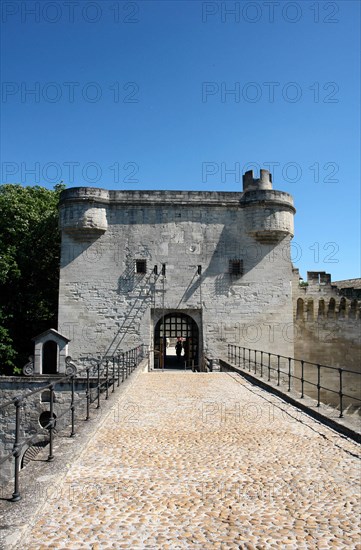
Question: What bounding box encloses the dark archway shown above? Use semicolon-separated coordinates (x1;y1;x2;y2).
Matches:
154;313;199;370
42;340;58;374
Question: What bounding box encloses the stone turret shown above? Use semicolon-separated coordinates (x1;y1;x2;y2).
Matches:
240;169;295;243
59;187;109;239
243;168;273;191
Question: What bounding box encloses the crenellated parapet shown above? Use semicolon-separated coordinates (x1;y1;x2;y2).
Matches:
240;169;295;243
243;168;273;191
293;269;361;321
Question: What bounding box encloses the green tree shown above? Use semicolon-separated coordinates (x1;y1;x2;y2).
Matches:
0;184;65;374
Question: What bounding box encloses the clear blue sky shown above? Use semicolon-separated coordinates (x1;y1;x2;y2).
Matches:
1;0;360;280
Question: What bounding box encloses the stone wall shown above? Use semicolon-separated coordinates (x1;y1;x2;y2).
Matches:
292;270;361;371
58;176;296;367
0;377;91;484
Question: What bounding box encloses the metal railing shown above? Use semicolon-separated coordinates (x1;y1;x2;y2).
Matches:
227;344;361;418
0;345;144;502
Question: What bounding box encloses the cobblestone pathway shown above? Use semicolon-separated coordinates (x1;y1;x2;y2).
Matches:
20;372;360;549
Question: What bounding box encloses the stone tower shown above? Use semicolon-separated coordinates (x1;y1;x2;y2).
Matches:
58;169;295;369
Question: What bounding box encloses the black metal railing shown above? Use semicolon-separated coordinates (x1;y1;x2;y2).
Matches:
0;344;144;502
226;344;361;418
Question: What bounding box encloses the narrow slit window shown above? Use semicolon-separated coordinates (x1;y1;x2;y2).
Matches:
229;259;243;276
135;259;147;274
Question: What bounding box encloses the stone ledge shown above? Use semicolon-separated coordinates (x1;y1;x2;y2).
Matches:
60;187;246;207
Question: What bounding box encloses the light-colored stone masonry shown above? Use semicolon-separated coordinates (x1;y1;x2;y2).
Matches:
58;170;296;365
292;269;361;372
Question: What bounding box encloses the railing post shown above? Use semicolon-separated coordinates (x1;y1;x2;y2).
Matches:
97;361;101;409
277;355;280;386
71;375;75;436
254;350;257;375
339;368;344;418
243;347;245;367
11;397;22;502
112;358;115;393
317;364;321;407
122;353;125;382
288;357;292;392
86;367;90;420
48;385;55;462
117;355;120;387
260;351;263;378
268;353;271;381
248;349;251;371
300;360;304;398
105;360;109;400
228;344;230;361
238;347;241;368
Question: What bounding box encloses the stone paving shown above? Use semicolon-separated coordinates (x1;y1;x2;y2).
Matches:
17;372;361;549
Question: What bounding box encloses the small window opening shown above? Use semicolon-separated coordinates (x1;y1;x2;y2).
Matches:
229;259;243;276
135;259;147;274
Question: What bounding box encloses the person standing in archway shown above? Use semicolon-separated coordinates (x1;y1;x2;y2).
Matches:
175;338;183;361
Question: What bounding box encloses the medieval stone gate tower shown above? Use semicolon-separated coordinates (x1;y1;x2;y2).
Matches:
58;169;295;368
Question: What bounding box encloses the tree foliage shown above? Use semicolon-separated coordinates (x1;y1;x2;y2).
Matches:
0;184;65;374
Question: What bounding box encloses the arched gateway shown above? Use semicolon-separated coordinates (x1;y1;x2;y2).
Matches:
154;313;199;369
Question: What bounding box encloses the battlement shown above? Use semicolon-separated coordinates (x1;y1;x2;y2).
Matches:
243;169;273;192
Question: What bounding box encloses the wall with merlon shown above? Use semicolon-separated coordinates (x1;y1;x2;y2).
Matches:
292;269;361;372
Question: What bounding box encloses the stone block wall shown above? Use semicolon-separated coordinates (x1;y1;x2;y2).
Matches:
0;377;90;484
58;182;296;366
292;270;361;371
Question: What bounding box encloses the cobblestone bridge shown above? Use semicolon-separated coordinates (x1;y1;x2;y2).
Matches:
1;369;360;549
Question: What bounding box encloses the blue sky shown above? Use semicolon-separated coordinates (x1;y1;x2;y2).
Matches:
1;0;360;280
